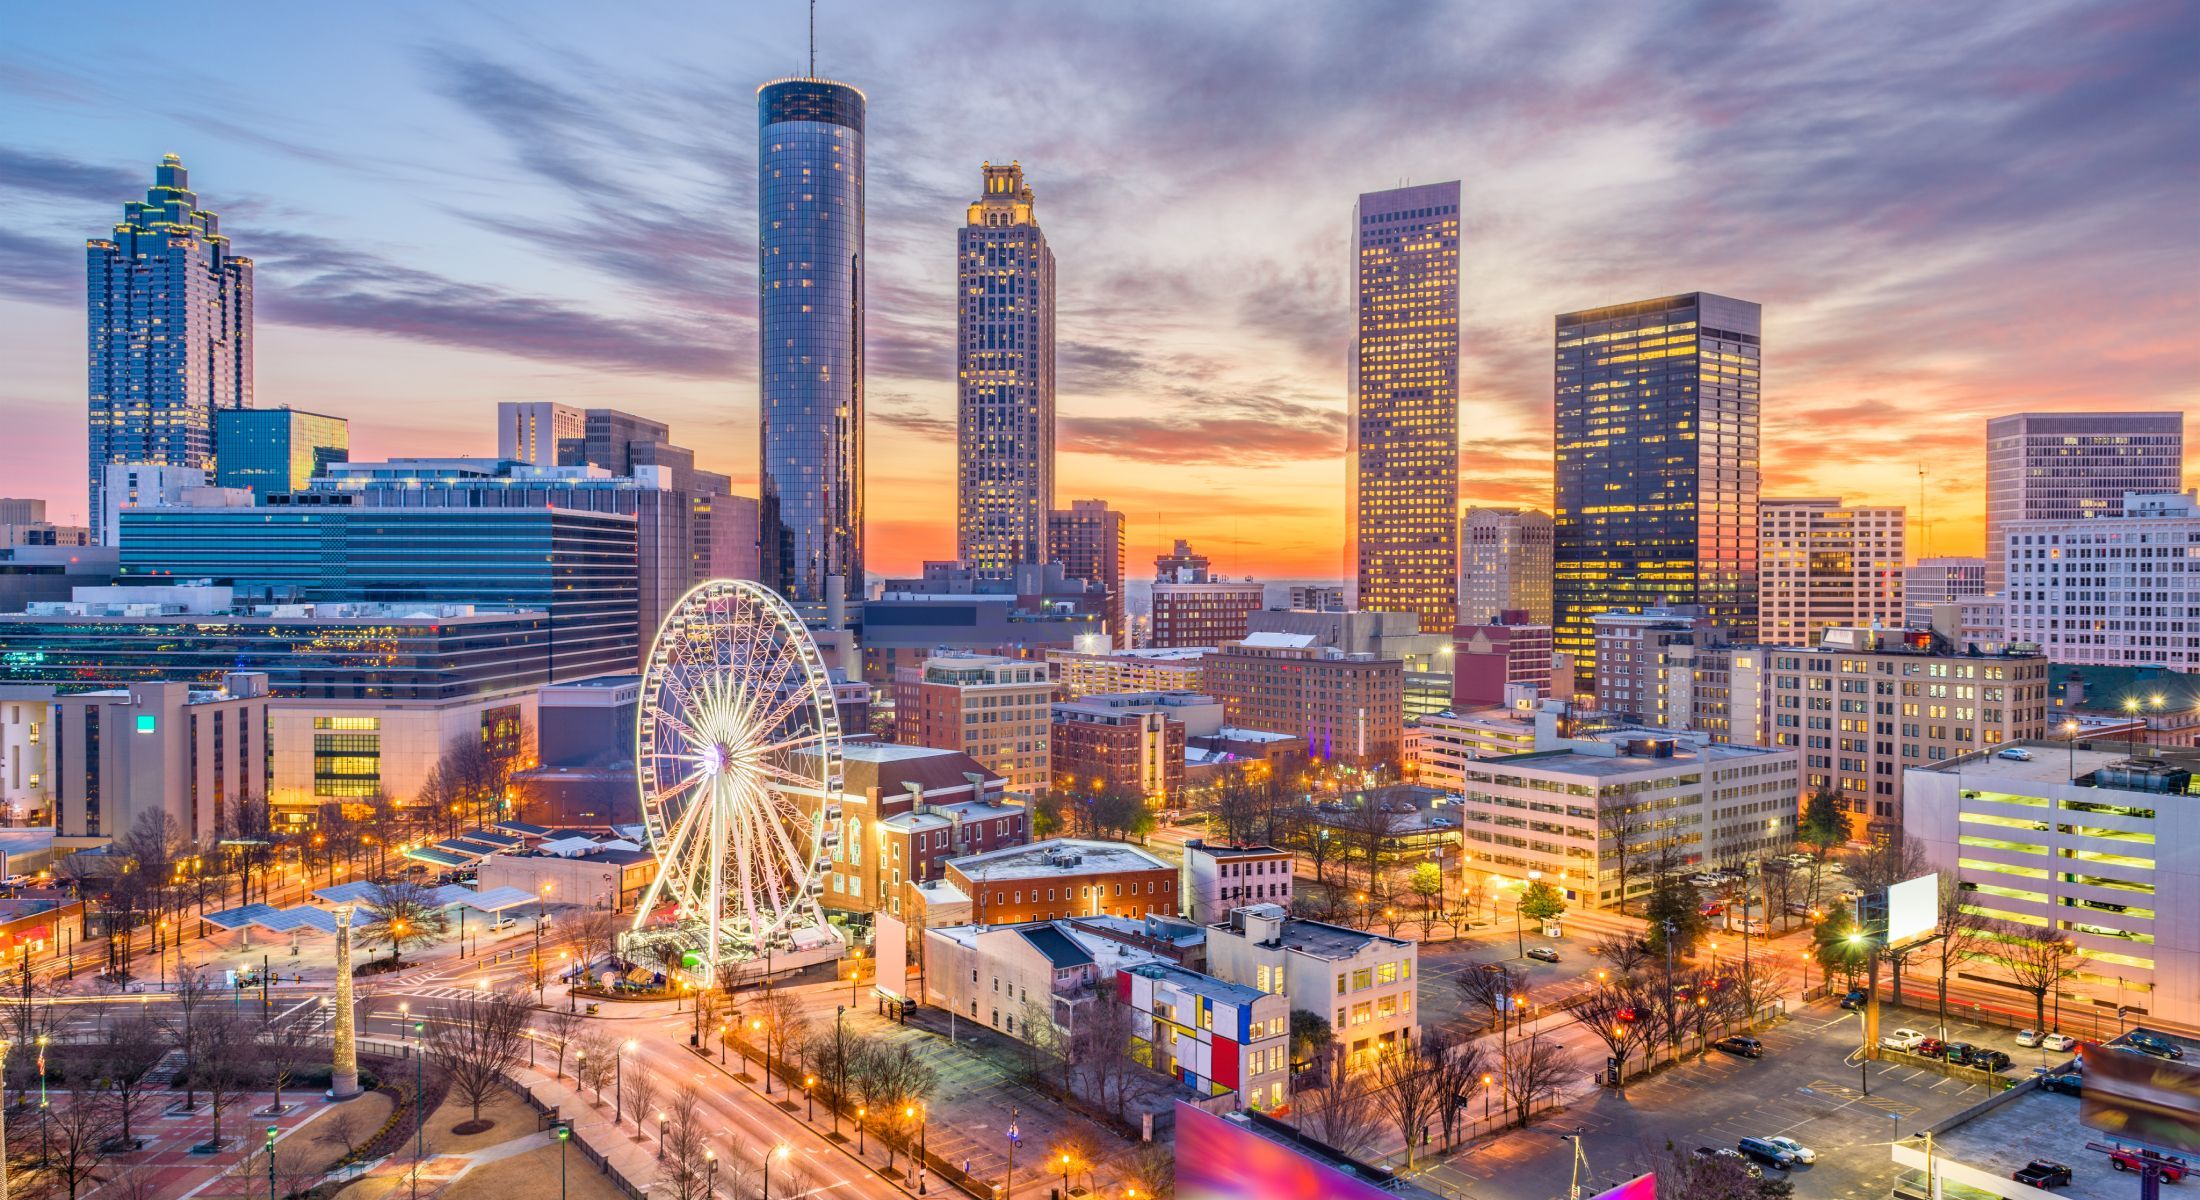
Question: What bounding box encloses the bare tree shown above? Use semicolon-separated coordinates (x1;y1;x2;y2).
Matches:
196;1007;256;1149
1927;877;1991;1038
1497;1035;1575;1128
626;1067;662;1145
1292;817;1343;886
1337;800;1407;896
759;986;812;1085
163;963;219;1113
1368;1037;1446;1167
1290;1054;1382;1157
557;905;622;972
427;988;531;1128
1985;921;2080;1036
1760;858;1800;933
1590;933;1655;980
1121;1141;1176;1200
1425;1027;1488;1151
1453;962;1518;1032
656;1083;714;1200
260;1016;316;1116
1571;979;1659;1093
1598;805;1649;915
543;1007;585;1082
1066;984;1164;1122
37;1090;122;1200
806;1019;863;1129
91;1009;166;1149
575;1030;616;1103
355;880;453;967
314;1104;372;1162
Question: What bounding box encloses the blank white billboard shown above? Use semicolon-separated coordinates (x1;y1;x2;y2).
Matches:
1887;874;1939;946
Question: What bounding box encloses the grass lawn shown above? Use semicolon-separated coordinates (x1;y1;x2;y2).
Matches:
439;1143;630;1200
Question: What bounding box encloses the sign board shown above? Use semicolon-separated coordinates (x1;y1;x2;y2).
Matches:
1589;1174;1657;1200
2081;1040;2200;1156
873;911;910;1002
1175;1102;1392;1200
1885;874;1939;947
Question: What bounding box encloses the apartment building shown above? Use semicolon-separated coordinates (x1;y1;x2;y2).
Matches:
1047;646;1213;700
1182;840;1295;924
1202;634;1403;768
1050;691;1219;803
1205;904;1419;1066
2003;491;2200;672
1122;962;1292;1112
892;653;1053;793
1758;498;1905;647
1150;540;1263;648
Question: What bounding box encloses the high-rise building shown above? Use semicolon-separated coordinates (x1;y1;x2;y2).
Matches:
496;402;584;467
1201;635;1403;767
1150;540;1263;649
758;77;866;610
1591;608;1718;724
213;407;349;495
1460;507;1553;626
1349;182;1460;634
892;653;1052;793
1757;497;1905;647
2004;491;2200;671
87;156;253;543
1903;557;1986;630
1048;500;1126;643
1554;292;1761;687
1984;412;2183;595
957;163;1056;579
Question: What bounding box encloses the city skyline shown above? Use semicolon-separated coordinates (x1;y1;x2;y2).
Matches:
4;1;2196;578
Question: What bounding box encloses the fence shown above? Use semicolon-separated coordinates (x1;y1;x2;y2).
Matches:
500;1074;648;1200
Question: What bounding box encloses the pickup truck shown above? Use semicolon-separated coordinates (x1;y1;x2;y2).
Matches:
2013;1160;2073;1189
2106;1147;2187;1183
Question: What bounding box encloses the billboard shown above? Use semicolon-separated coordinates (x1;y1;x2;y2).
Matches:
2080;1041;2200;1156
1590;1174;1658;1200
1175;1102;1394;1200
874;912;909;1002
1885;874;1940;947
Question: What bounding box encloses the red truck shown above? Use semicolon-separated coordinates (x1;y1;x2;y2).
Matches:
2106;1147;2187;1183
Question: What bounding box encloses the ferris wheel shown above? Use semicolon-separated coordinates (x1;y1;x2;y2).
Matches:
629;579;843;983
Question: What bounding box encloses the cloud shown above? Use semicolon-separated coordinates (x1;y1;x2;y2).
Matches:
0;147;140;203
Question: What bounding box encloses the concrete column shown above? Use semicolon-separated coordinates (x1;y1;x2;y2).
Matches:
328;904;360;1100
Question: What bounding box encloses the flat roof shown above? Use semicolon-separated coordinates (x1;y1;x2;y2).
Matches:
1052;646;1214;662
951;838;1172;880
1922;741;2200;785
1188;842;1288;858
1131;962;1267;1007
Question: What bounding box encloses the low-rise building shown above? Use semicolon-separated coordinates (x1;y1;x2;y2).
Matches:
1205;904;1418;1067
820;743;1023;919
474;833;656;912
1050;691;1218;803
1407;704;1540;792
1047;645;1213;700
922;919;1163;1042
1182;840;1294;924
1184;728;1307;786
947;838;1179;925
1122;962;1292;1112
1906;741;2200;1030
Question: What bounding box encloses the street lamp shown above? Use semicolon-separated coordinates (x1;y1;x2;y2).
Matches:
753;1018;771;1092
1481;1073;1493;1118
1061;1151;1073;1198
412;1020;426;1193
764;1142;790;1200
556;1122;571;1200
804;1075;815;1122
265;1124;278;1200
857;1106;867;1155
655;1110;666;1159
705;1148;717;1199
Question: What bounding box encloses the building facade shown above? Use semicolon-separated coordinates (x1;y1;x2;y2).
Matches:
891;653;1053;793
1122;962;1292;1112
2003;491;2199;672
947;839;1180;924
213;407;349;496
1181;840;1294;924
957;163;1056;580
1984;412;2184;595
1907;742;2200;1030
1202;635;1403;767
1047;500;1127;645
48;674;271;846
1205;904;1418;1066
1051;692;1215;803
1350;183;1460;634
1757;498;1905;647
87;157;252;543
922;920;1162;1045
1453;614;1554;708
821;743;1022;918
1047;646;1211;699
1904;557;1986;631
1288;585;1347;613
758;77;866;610
496;402;584;467
1407;705;1540;792
1592;609;1717;724
1150;540;1263;649
1461;508;1554;626
1555;292;1761;687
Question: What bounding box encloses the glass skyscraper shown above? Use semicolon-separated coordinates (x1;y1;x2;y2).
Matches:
957;162;1056;579
1350;182;1460;634
757;77;865;610
213;407;349;495
86;156;253;542
1553;292;1761;685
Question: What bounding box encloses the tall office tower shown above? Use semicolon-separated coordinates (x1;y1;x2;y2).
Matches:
1048;500;1126;643
1553;292;1760;686
1349;182;1460;634
497;402;583;467
214;407;349;495
1757;497;1905;647
86;156;253;543
2005;491;2200;671
758;77;866;610
1903;557;1985;630
1984;412;2184;595
1460;507;1554;626
957;163;1057;579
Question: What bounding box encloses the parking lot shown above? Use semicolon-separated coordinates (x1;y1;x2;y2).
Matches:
1409;998;2017;1200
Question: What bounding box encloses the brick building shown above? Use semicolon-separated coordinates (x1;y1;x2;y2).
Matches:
948;838;1179;924
1048;500;1128;646
1452;611;1554;708
821;743;1026;917
1182;840;1294;924
1201;634;1403;768
1050;691;1219;803
1149;540;1263;649
891;653;1053;792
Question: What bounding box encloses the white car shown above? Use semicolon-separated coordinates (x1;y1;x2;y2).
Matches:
2017;1029;2043;1047
1882;1028;1927;1052
1996;748;2035;762
1763;1136;1817;1165
2042;1033;2078;1052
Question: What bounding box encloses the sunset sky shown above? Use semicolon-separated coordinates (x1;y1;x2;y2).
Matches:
3;1;2193;579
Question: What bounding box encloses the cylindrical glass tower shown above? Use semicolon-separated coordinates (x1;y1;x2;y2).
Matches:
757;78;866;608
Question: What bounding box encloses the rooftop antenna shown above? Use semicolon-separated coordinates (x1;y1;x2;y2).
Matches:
1917;462;1929;559
808;0;816;78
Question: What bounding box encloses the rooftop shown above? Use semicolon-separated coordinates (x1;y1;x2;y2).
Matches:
1129;962;1269;1008
1217;905;1409;959
950;837;1172;881
1187;841;1288;859
1487;733;1790;778
1051;646;1214;663
1920;741;2200;795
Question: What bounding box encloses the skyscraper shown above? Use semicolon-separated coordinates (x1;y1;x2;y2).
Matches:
1757;497;1905;647
1460;507;1554;626
1983;412;2184;595
497;402;584;467
1350;182;1460;634
1048;500;1126;643
86;156;253;543
758;77;866;610
214;407;349;495
958;163;1056;579
1553;292;1760;685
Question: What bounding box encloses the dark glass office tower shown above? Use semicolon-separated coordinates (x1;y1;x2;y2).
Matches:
757;77;866;610
213;407;349;495
1553;292;1760;686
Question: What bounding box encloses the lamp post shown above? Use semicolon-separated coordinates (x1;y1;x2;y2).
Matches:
2064;719;2082;781
753;1018;771;1093
412;1020;425;1200
556;1122;570;1200
0;1039;10;1200
857;1107;866;1155
804;1075;815;1122
765;1143;789;1200
849;947;864;1005
1481;1073;1493;1119
265;1124;278;1200
1006;1108;1019;1200
718;1020;729;1066
1060;1151;1072;1199
36;1035;47;1164
704;1149;716;1200
655;1111;666;1159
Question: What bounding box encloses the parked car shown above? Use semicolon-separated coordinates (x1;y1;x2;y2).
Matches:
2018;1029;2045;1047
2039;1070;2083;1096
2106;1147;2188;1182
1997;748;2036;762
1915;1038;1949;1060
1883;1028;1927;1052
1971;1049;2014;1073
2013;1160;2073;1189
1714;1036;1765;1059
1763;1136;1817;1165
1943;1041;1980;1066
1695;1147;1763;1180
1839;989;1868;1010
1738;1138;1799;1170
2126;1033;2184;1060
2042;1033;2078;1052
1526;947;1561;963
